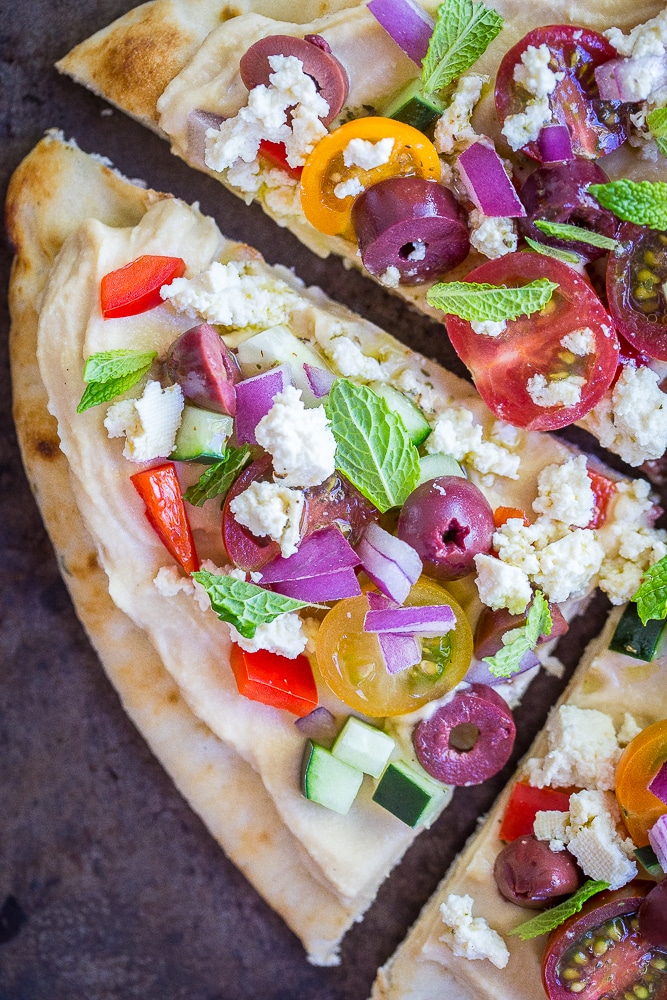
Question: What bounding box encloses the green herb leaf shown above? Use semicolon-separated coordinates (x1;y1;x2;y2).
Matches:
426;278;557;322
533;220;619;251
325;379;420;513
632;553;667;625
483;590;552;678
77;349;157;413
647;107;667;157
192;569;313;639
509;881;610;940
589;179;667;231
524;238;583;266
184;445;252;507
421;0;503;95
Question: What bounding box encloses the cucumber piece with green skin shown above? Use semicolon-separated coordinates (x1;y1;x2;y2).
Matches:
372;760;448;827
416;452;466;487
235;325;330;406
608;603;667;661
332;716;395;778
171;405;233;462
368;381;431;446
635;844;665;878
301;740;364;815
382;78;444;133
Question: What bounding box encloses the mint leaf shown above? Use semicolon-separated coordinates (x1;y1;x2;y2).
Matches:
192;570;313;639
632;553;667;625
426;278;557;322
77;349;157;413
589;179;667;230
509;881;610;940
524;238;583;266
483;590;552;678
647;107;667;157
326;379;420;513
422;0;503;95
184;445;252;507
533;220;618;251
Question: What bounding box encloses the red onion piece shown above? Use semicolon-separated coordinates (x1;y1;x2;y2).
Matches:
649;814;667;872
367;0;435;64
649;761;667;806
594;55;667;102
294;706;338;744
464;650;540;686
364;603;456;636
304;363;335;398
457;142;526;218
537;124;573;165
356;538;413;604
364;522;422;583
367;591;400;611
234;364;293;444
272;566;361;601
187;109;225;168
378;631;422;674
259;526;359;583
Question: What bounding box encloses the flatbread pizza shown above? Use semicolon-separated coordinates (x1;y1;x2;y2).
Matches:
7;131;665;967
57;0;667;468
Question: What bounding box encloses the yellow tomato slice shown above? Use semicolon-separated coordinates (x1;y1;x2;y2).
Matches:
615;719;667;846
299;118;442;238
315;576;473;717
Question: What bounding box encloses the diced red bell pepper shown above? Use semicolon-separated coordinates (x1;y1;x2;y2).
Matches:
101;255;186;318
493;506;529;528
587;469;617;529
258;139;303;180
230;645;318;717
130;463;199;574
498;781;572;842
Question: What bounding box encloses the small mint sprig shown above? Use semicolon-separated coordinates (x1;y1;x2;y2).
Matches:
184;444;252;508
483;590;552;679
533;220;618;251
509;881;610;941
589;179;667;231
422;0;503;95
192;570;316;639
524;238;583;266
647;107;667;157
326;379;420;513
426;278;557;323
77;349;157;413
632;553;667;625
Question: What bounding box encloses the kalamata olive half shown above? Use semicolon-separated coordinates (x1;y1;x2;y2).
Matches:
352;177;470;285
397;476;494;581
222;455;283;571
494;835;583;909
474;601;569;659
239;34;348;126
518;159;618;261
166;323;239;416
638;878;667;947
413;682;516;785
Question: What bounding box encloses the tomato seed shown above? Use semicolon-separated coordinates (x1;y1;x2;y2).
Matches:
562;967;580;980
593;938;608;956
572;950;588;965
651;957;667;970
633;986;649;999
569;983;585;994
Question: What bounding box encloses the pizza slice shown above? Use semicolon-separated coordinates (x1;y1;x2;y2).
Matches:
57;0;667;469
6;131;665;966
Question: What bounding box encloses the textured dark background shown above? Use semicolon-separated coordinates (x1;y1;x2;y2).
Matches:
0;3;631;998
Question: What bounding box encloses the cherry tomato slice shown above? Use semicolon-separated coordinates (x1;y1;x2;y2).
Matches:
101;255;186;318
495;25;626;160
615;719;667;847
299;118;441;238
229;645;318;717
586;469;617;529
131;463;199;574
444;253;619;431
315;576;472;717
607;223;667;362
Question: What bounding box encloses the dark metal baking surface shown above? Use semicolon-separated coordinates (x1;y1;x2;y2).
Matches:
0;3;644;998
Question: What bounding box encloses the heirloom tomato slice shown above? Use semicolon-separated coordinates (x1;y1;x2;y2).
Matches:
607;222;667;362
615;719;667;846
444;254;619;431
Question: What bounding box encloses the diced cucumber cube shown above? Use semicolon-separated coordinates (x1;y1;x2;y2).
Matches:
368;381;431;446
332;717;395;778
635;844;665;878
235;325;330;406
417;452;466;486
381;78;444;133
609;603;667;661
301;740;364;815
372;760;448;828
171;405;233;462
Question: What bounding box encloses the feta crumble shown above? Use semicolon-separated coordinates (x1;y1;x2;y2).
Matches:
468;210;517;258
471;318;507;337
425;406;521;479
532;454;595;527
104;380;183;462
229;480;305;558
524;705;623;792
532;529;604;604
343;137;394;170
582;364;667;466
501;96;552;151
473;553;533;614
319;332;393;381
513;44;564;98
560;327;596;357
334;176;365;200
439;894;509;969
526;373;585;408
255;385;336;487
379;265;401;288
228;611;308;659
433;74;486;155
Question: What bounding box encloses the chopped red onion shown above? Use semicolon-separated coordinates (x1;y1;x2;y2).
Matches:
364;604;456;636
649;761;667;806
457;142;526;218
259;526;359;583
595;55;667;103
272;566;361;602
378;631;422;674
364;522;422;582
537;124;573;165
464;650;540;686
367;591;400;611
294;706;338;744
356;537;414;604
187;109;225;168
304;363;335;398
234;364;293;445
648;814;667;873
367;0;435;64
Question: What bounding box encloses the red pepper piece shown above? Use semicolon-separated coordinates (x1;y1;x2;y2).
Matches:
131;463;199;574
498;781;572;842
101;255;186;318
587;469;617;529
493;506;530;528
258;139;303;180
230;645;318;717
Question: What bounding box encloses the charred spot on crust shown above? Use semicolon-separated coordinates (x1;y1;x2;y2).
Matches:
35;436;60;460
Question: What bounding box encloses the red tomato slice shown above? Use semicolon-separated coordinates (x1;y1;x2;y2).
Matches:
607;222;667;362
498;781;571;842
495;25;626;160
229;645;318;717
101;255;186;318
444;254;619;431
131;463;199;574
586;469;617;529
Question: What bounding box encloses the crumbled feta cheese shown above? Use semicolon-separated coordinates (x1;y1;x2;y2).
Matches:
426;406;520;479
513;44;564;98
334;176;365;200
533;529;604;603
104;380;183;463
596;477;667;604
406;240;427;261
533;809;570;852
493;518;545;576
474;553;533;614
439;894;509;969
617;713;642;746
565;790;637;889
471;318;507;337
582;364;667;466
525;705;623;791
379;265;401;288
390;366;444;413
343;137;394;170
501;96;552;151
434;74;486;155
228;611;308;659
606;8;667;59
322;333;390;380
155;560;243;612
489;421;522;449
532;455;595;528
229;480;304;558
255;385;336;487
468;210;517;258
560;327;596;356
526;373;585;409
227;160;302;219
